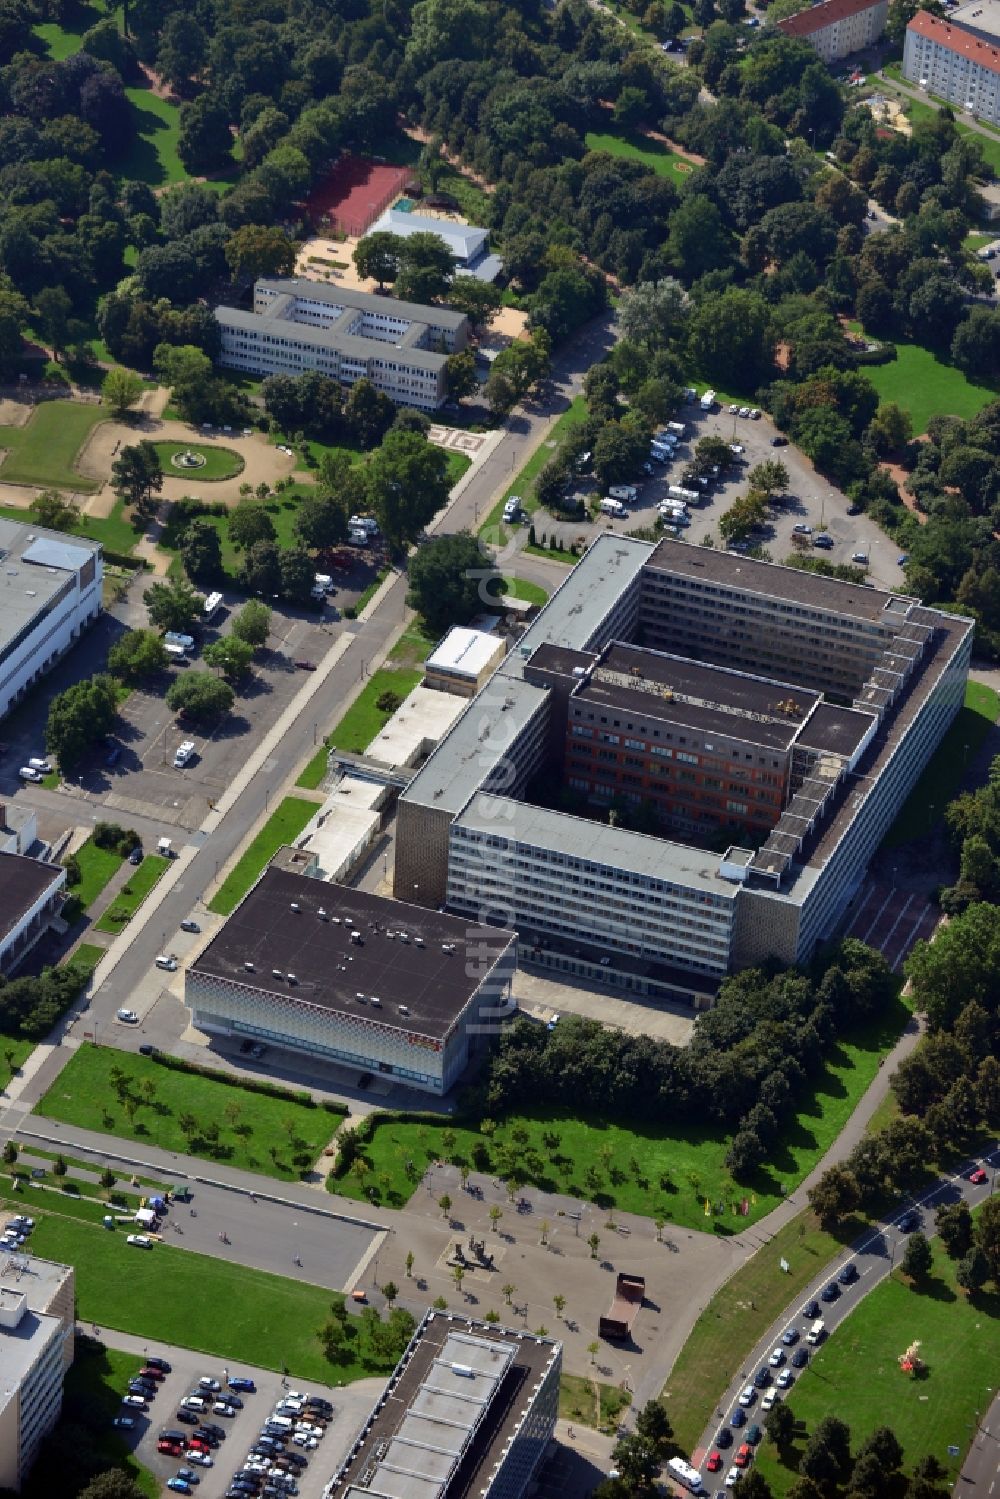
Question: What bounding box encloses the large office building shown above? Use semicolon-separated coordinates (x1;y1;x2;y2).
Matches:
777;0;888;61
0;520;102;722
186;868;515;1094
327;1313;561;1499
394;536;972;1007
904;6;1000;123
216;278;469;410
0;1253;75;1491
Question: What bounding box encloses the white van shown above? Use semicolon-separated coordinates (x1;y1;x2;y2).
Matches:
600;497;627;518
666;421;687;436
314;573;333;593
608;485;637;502
164;642;187;662
173;741;195;768
348;515;379;535
348;528;369;547
807;1318;826;1344
268;1415;294;1431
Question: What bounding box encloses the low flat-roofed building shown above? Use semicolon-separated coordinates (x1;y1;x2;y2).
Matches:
0;803;38;859
425;627;507;698
0;1252;75;1491
274;777;390;884
369;208;504;282
367;685;468;768
186;868;516;1093
328;1313;561;1499
0;853;66;974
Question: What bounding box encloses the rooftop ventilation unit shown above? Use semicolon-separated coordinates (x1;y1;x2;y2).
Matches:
451;1363;474;1378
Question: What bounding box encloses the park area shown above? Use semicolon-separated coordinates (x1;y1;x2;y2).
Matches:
0;400;107;492
754;1236;1000;1494
329;991;909;1220
584;128;699;181
36;1044;339;1180
863;340;998;435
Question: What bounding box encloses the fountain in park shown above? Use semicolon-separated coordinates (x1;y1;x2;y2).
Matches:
171;448;207;471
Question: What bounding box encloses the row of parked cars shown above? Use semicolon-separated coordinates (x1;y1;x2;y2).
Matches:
1;1214;34;1250
153;1372;259;1494
223;1389;333;1499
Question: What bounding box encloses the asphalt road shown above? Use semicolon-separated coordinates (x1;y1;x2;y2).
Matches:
959;1394;1000;1496
694;1145;1000;1485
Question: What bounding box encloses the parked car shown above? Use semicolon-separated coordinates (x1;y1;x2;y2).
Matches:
147;1357;172;1372
229;1377;257;1392
176;1411;199;1425
769;1348;785;1366
18;766;42;782
198;1378;221;1392
747;1426;762;1445
738;1386;756;1407
801;1300;820;1319
113;1416;135;1429
838;1262;859;1284
761;1391;777;1411
781;1327;799;1345
731;1408;746;1428
167;1482;192;1495
158;1441;184;1457
121;1395;146;1409
117;1008;139;1024
716;1428;732;1449
776;1369;795;1388
180;918;200;933
771;435;788;446
706;1452;723;1473
177;1468;202;1483
898;1210;920;1232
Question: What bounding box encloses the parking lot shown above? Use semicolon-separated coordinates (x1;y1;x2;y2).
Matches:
530;402;907;596
110;1340;385;1499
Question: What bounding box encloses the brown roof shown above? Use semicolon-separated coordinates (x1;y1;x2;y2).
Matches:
779;0;883;37
906;10;1000;75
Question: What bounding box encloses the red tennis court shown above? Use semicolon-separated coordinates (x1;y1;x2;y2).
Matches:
306;155;411;236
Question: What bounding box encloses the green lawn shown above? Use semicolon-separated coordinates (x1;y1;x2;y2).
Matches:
0;400;108;492
33;1;109;59
330;991;909;1217
353;566;390;613
23;1207;391;1385
153;442;245;481
64;942;105;977
665;1211;850;1452
63;837;125;924
500;575;550;606
118;86;240;190
754;1239;1000;1495
862;340;999;435
883;681;999;849
479;394;589;538
209;796;317;915
0;497;141;560
559;1372;633;1435
444;449;473;486
94;855;170;934
0;1037;34;1091
37;1043;337;1179
584;129;699;180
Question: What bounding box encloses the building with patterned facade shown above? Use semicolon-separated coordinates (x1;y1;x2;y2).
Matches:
185;868;515;1094
777;0;888;63
326;1313;561;1499
904;7;1000;124
394;535;972;1008
0;1253;76;1492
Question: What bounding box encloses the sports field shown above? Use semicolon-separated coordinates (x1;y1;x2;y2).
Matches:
0;400;106;491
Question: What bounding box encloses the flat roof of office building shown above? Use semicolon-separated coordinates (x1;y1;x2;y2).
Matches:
190;867;514;1040
645;537;914;624
455;792;740;901
328;1313;560;1499
216;305;450;373
797;701;877;758
575;643;820;750
0;852;63;937
255;277;469;330
367;685;467;770
945;0;1000;42
0;519;100;655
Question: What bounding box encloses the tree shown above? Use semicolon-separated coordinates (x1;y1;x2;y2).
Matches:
747;460;789;498
733;1474;774;1499
799;1416;852;1490
868;401;912;454
178;94;233;175
78;1472;146;1499
52;1153;67;1176
144;577;203;633
354;232;405;291
0;283;29;376
34;489;79;533
203;636;254;682
112;440;163;519
904;902;1000;1031
155;11;207;91
935;1201;972;1260
974;1194;1000;1282
225;224;296;281
295;491;347;550
444;349;478;402
107;628;167;682
900;1231;933;1283
46;675;118;772
180;519;224;584
166;671;235;724
280;545;316;603
228;503;276;552
446;278;502;329
438;1193;452;1220
239;540;282;597
610;1433;659;1493
153;343;216;423
587;1231;601;1258
231;600;271;648
102;366;144;418
687;287;775;389
956;1245;990;1295
34;286;73;359
367;429;452;550
593;422;650;487
406;531;499;636
634;1400;672;1455
765;1402;795;1448
381;1281;399;1307
394;231;457;304
617;278;689;350
2;1140;16;1165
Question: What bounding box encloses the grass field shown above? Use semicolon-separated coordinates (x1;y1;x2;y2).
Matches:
559;1372;632;1435
863;340;999;434
118;86;239;190
500;575;550;606
153;442;245;481
22;1207;387;1385
585;129;699;180
0;496;143;558
0;1037;34;1092
754;1238;1000;1495
479;395;589;539
326;666;423;753
63;837;125;924
330;991;909;1217
37;1044;337;1179
0;401;107;491
65;941;104;977
883;681;999;849
94;855;169;933
209;796;317;915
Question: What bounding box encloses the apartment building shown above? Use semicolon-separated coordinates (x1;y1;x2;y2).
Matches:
327;1313;561;1499
395;535;973;1005
778;0;888;61
186;868;515;1094
904;7;1000;123
0;1255;75;1491
215;278;469;410
0;521;103;722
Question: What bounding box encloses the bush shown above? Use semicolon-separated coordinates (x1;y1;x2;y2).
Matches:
375;691;402;714
93;822;140;855
63;854;81;886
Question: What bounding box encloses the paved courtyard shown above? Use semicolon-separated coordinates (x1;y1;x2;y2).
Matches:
512;967;696;1045
843;880;938;972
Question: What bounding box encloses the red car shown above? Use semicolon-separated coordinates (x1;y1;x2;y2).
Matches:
970;1168;988;1185
735;1445;752;1468
187;1439;211;1454
706;1452;723;1473
158;1442;182;1457
140;1366;165;1381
